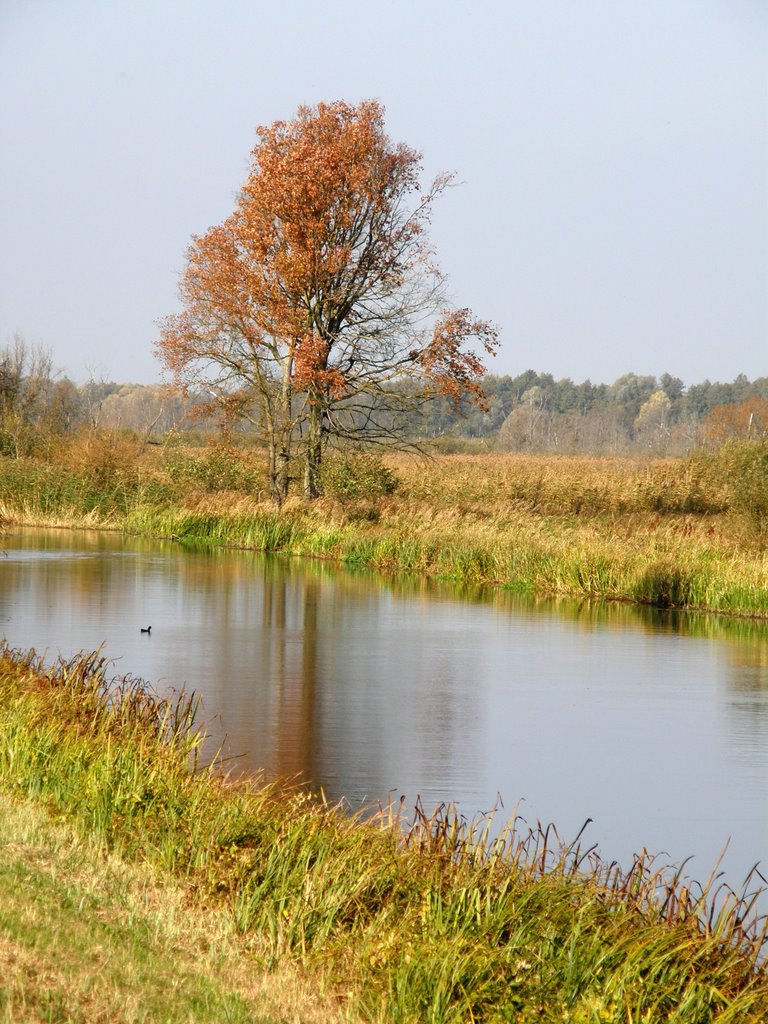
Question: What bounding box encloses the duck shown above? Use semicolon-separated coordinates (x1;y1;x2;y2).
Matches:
140;626;152;634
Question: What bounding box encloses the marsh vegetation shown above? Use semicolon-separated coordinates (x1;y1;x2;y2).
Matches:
1;433;767;616
2;364;768;1017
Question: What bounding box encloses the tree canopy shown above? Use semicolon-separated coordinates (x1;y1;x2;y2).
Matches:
157;100;498;504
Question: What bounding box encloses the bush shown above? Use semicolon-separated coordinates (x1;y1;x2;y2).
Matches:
690;440;768;540
73;431;143;489
320;451;399;503
0;416;53;459
165;443;265;494
635;560;693;608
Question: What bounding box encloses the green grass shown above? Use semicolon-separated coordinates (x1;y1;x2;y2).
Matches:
120;504;768;618
0;644;766;1022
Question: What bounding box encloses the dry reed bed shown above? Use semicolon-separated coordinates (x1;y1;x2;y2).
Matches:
389;453;724;518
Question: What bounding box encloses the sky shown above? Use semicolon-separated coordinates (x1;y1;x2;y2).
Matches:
1;0;766;387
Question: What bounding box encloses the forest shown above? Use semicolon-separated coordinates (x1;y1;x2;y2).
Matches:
2;336;766;459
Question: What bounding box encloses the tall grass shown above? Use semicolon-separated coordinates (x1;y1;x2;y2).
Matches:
123;500;768;617
1;643;767;1021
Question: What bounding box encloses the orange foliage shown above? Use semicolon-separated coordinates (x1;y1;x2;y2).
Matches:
293;334;345;399
420;310;499;410
704;397;768;441
156;100;497;500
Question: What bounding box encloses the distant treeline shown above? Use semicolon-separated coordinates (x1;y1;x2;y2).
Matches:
1;334;765;457
409;370;768;454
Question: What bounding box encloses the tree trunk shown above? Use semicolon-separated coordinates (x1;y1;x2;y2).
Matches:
267;359;295;508
303;440;322;498
267;441;283;508
303;399;323;499
266;412;292;508
273;444;290;507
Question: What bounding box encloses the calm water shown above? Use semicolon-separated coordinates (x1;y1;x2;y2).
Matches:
2;527;767;891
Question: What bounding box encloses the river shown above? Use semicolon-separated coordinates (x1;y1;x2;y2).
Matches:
2;526;767;893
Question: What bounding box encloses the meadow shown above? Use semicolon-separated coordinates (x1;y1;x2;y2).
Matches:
3;435;768;1017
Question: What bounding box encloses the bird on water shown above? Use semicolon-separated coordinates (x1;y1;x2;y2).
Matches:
141;626;152;634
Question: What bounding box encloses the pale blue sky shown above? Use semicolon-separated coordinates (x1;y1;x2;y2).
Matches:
1;0;766;385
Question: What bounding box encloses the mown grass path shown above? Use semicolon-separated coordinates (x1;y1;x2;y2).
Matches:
0;794;346;1024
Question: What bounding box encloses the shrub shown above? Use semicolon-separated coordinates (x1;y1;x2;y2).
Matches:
165;443;265;494
690;440;768;540
320;451;399;503
635;560;693;608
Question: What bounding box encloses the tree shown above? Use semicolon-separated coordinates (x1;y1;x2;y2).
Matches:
157;100;498;505
634;389;671;451
703;397;768;442
0;334;58;455
659;372;684;402
46;379;83;434
608;373;657;416
98;384;187;436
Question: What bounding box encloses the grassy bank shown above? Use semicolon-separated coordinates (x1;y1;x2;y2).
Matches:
1;439;768;616
0;794;344;1024
1;643;767;1022
118;499;768;617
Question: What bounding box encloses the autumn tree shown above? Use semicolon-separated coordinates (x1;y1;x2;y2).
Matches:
98;384;186;435
703;397;768;442
634;389;672;451
156;100;498;505
498;385;551;450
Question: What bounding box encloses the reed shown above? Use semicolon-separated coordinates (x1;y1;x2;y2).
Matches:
0;644;766;1021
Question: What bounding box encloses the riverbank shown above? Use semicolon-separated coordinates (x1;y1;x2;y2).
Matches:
2;444;767;617
0;642;766;1022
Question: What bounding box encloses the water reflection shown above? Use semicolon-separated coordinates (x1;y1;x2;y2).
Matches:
2;527;767;890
